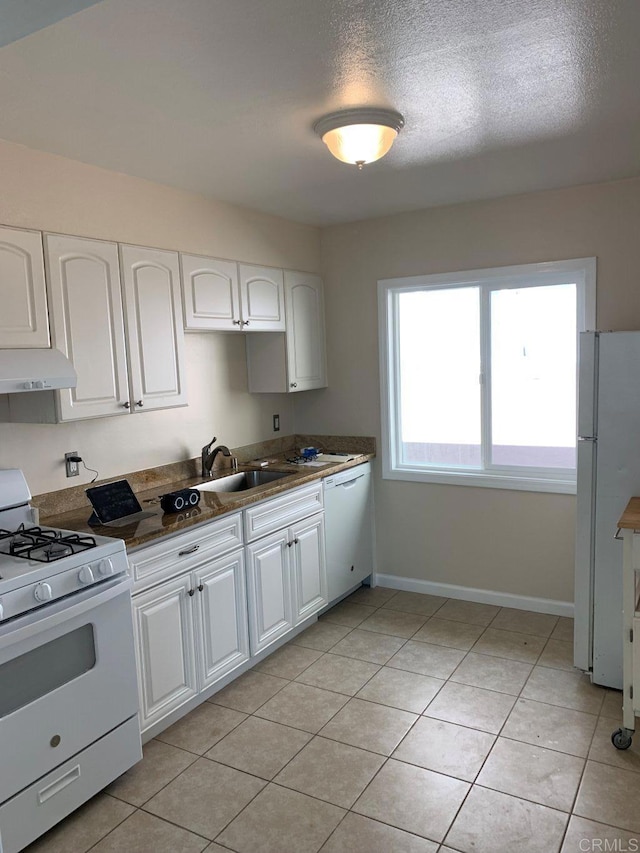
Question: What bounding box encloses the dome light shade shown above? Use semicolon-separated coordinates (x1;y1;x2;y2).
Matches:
314;108;405;169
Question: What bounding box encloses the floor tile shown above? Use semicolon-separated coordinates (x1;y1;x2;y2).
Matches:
412;617;484;651
273;735;385;807
217;783;345;853
254;643;323;679
392;716;495;782
347;585;397;606
209;669;289;713
501;698;598;758
574;760;640;832
156;702;247;755
381;590;448;617
143;757;265;839
106;739;197;806
491;607;558;637
435;599;500;627
358;608;428;638
476;737;584;811
538;639;575;672
329;628;406;664
291;621;352;652
560;815;640;853
449;652;532;695
424;681;515;734
321;600;377;627
353;759;469;842
355;666;444;713
445;786;568;853
205;715;312;779
23;794;134;853
599;689;624;721
319;812;438;853
320;697;417;755
387;640;465;679
295;652;380;695
255;681;349;733
551;616;575;642
522;666;605;715
472;627;546;663
90;811;209;853
588;716;640;774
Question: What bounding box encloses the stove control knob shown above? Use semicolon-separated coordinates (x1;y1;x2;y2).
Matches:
98;559;114;577
78;566;95;585
34;582;53;602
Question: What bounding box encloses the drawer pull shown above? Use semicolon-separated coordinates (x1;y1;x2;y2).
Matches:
188;588;195;596
198;584;204;592
38;765;81;804
179;545;200;556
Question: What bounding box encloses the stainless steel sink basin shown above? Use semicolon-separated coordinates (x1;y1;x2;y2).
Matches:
196;470;292;493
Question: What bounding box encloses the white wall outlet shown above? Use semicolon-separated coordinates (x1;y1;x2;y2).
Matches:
273;413;280;432
65;451;80;477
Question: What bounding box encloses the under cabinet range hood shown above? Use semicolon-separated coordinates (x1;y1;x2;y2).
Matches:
0;349;77;393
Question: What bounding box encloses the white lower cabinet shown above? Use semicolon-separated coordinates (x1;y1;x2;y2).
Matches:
246;511;327;655
133;548;249;733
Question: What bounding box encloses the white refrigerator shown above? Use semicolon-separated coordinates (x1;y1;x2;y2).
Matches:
575;330;640;688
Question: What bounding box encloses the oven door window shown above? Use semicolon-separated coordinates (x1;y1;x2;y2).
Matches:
0;623;96;718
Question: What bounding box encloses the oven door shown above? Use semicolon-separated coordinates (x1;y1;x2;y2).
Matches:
0;576;139;804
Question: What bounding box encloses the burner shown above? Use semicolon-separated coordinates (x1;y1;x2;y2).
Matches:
42;541;73;560
0;526;98;563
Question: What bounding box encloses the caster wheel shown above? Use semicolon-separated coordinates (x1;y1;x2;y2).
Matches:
611;728;633;750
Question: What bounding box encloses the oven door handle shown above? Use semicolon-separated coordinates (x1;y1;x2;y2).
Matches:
0;575;132;647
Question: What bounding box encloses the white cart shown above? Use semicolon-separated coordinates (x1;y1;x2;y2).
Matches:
613;498;640;749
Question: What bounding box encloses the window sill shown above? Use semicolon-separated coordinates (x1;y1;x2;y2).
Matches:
382;467;576;495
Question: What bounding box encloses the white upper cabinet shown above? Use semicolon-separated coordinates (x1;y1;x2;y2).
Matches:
45;234;130;421
0;226;50;348
120;245;187;411
238;264;285;331
181;254;240;331
246;271;327;393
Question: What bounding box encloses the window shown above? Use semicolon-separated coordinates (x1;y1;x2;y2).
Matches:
379;259;596;493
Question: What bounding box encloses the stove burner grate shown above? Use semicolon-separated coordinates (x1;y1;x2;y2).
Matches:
0;526;98;562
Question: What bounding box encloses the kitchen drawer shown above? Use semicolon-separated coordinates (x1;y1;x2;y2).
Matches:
0;715;141;853
129;512;243;592
244;482;323;542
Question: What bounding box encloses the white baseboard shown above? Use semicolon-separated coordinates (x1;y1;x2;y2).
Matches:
373;573;574;618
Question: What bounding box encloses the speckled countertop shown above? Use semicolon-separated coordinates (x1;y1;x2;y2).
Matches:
39;436;375;551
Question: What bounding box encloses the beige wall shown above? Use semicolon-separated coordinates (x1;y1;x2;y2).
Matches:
0;140;320;494
295;177;640;603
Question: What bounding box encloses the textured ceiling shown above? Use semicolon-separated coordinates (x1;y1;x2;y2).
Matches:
0;0;639;225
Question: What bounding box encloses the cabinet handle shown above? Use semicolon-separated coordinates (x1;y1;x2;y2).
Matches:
198;584;204;592
135;400;144;408
287;540;293;548
178;544;199;556
233;319;242;326
243;320;249;327
122;401;131;409
294;538;299;545
188;588;195;596
290;382;297;388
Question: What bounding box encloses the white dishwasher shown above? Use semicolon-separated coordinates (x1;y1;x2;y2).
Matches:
323;462;374;603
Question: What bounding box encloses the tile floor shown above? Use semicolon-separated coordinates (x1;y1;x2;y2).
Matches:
24;587;640;853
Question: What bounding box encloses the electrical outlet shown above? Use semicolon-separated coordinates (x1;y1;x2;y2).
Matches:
65;451;80;478
273;413;280;432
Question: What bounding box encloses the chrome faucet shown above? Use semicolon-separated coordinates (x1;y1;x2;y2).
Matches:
201;437;235;477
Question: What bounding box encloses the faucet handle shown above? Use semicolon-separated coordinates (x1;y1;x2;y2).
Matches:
202;435;217;454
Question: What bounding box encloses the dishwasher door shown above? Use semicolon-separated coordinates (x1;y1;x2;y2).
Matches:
323;462;373;603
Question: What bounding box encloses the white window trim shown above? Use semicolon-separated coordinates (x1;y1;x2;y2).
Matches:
378;258;596;494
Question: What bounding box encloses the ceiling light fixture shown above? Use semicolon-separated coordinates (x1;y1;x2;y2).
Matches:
314;108;405;170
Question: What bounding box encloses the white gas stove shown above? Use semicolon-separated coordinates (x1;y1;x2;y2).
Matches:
0;469;141;853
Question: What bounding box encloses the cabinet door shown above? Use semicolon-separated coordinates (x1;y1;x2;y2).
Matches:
291;513;327;625
194;550;250;689
246;529;293;654
45;234;129;420
120;245;187;411
181;253;240;331
133;574;198;732
0;226;49;348
238;264;285;331
284;271;327;392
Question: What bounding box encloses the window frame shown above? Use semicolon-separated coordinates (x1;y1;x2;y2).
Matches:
378;258;596;494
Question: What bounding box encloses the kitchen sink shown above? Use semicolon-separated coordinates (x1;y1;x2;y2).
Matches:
196;470;292;493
